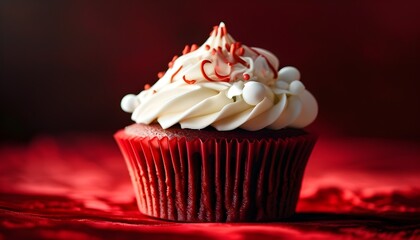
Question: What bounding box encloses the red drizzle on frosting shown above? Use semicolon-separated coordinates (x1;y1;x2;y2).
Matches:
249;47;278;79
215;66;230;79
201;60;230;82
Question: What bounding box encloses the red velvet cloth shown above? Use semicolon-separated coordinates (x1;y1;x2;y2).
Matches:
1;135;419;239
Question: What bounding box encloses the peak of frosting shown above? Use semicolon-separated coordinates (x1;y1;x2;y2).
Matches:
121;22;318;131
154;22;280;87
206;22;234;48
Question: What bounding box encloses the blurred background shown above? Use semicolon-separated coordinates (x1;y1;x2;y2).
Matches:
1;0;420;141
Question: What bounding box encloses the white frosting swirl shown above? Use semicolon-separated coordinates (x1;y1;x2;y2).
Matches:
121;22;318;131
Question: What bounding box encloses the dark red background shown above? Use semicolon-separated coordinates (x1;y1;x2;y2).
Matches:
1;2;420;239
1;0;420;140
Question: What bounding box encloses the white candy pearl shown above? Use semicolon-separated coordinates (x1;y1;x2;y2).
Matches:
242;81;266;105
289;80;305;95
121;94;140;113
278;66;301;83
276;80;289;89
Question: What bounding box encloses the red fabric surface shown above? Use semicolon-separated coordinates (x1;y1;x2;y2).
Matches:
0;135;419;239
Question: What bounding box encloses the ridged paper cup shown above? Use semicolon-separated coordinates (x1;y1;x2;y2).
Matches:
114;124;316;222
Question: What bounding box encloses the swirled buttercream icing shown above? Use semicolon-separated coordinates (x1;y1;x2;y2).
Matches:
121;22;318;131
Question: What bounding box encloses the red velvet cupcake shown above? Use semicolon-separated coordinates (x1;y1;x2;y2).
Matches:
114;22;318;222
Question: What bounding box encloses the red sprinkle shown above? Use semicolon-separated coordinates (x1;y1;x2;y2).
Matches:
229;43;245;66
170;65;183;82
191;44;198;51
210;26;218;36
243;74;250;80
220;27;226;37
168;55;179;68
157;72;165;78
144;83;151;90
183;75;196;84
229;43;237;58
238;47;244;56
205;44;210;50
230;42;249;68
182;45;190;55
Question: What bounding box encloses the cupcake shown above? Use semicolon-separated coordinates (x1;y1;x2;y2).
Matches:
114;22;318;222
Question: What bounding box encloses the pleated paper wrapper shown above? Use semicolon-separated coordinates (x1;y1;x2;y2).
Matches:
114;130;316;222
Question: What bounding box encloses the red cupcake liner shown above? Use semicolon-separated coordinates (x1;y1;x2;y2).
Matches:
114;130;316;222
